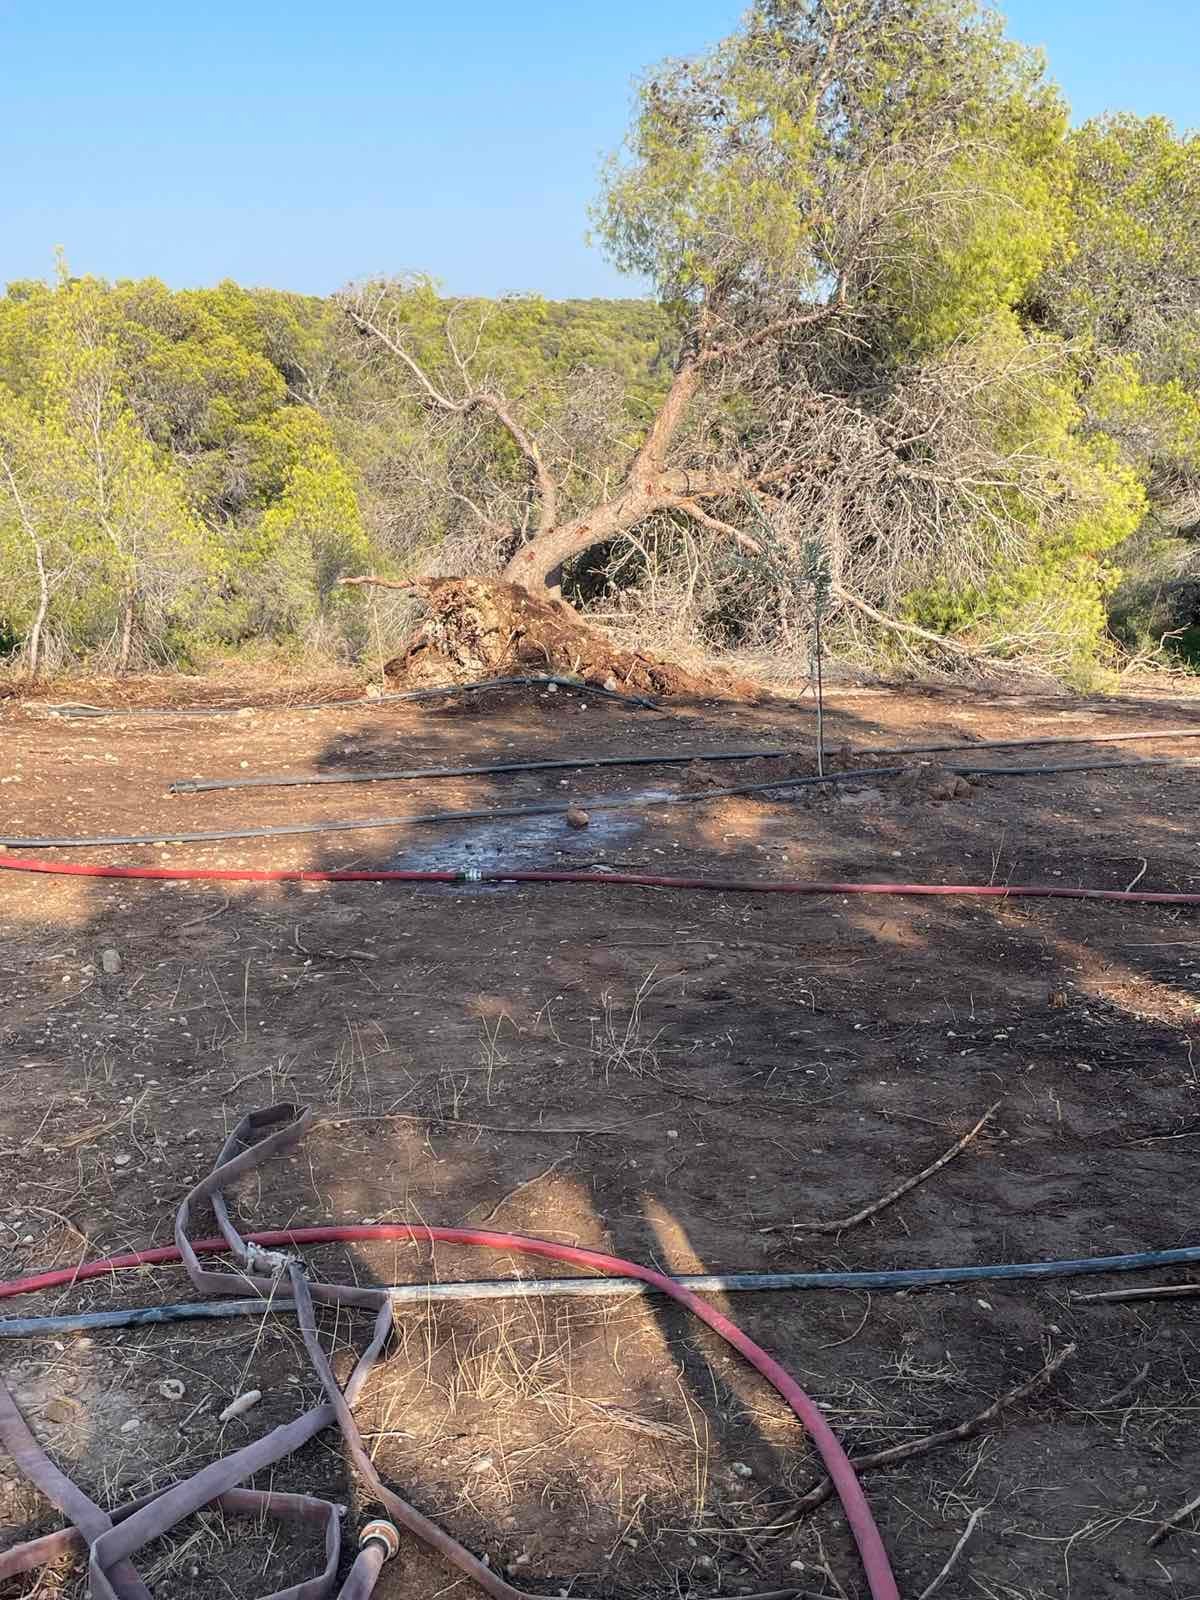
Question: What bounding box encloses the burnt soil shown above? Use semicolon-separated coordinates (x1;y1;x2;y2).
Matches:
2;672;1200;1600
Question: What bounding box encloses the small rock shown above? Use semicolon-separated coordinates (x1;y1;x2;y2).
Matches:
113;1153;132;1167
159;1379;186;1402
472;1456;494;1474
100;948;122;975
42;1397;74;1424
603;676;619;693
218;1389;262;1424
730;1461;754;1479
565;806;590;830
120;1417;141;1435
838;787;884;808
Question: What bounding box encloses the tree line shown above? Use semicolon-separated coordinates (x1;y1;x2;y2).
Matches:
2;0;1198;684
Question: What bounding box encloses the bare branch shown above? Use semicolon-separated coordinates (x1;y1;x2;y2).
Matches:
448;489;509;538
668;498;764;556
698;299;844;366
339;574;422;593
338;293;463;413
338;285;558;535
467;391;559;533
833;584;982;661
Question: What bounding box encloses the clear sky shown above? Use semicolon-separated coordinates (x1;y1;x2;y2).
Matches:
1;0;1195;300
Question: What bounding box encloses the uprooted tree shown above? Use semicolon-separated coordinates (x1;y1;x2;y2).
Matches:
334;0;1160;689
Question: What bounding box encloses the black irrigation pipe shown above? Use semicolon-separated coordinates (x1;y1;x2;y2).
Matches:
171;747;790;794
169;724;1200;795
31;675;657;721
3;757;1196;851
5;1241;1200;1338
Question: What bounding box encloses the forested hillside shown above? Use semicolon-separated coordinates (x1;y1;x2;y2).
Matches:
0;277;673;671
2;4;1198;684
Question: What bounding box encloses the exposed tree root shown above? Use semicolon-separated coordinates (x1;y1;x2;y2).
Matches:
342;574;765;699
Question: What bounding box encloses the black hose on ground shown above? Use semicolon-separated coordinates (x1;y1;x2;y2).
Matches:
2;757;1196;851
169;726;1200;796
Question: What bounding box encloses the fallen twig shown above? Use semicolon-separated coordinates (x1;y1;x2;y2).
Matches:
339;574;421;593
1149;1486;1200;1547
758;1343;1075;1532
917;1507;986;1600
1125;858;1149;893
1076;1283;1200;1305
1098;1362;1152;1408
222;1064;282;1100
57;1118;118;1151
178;896;231;932
28;1206;90;1247
472;1156;570;1224
760;1101;1001;1234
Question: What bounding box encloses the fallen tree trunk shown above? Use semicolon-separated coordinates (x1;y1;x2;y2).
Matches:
341;574;763;699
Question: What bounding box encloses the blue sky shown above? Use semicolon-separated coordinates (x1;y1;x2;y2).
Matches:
1;0;1195;299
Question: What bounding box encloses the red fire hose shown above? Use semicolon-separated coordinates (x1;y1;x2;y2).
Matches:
1;1221;901;1600
2;853;1199;903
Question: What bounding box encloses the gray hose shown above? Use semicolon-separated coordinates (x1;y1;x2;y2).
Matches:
171;726;1200;796
5;1240;1200;1338
3;757;1196;851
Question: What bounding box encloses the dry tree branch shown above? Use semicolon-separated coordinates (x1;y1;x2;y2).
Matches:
760;1101;1001;1235
1076;1283;1200;1306
916;1507;986;1600
339;574;422;593
670;497;765;556
832;584;983;662
698;298;845;366
758;1343;1077;1533
338;287;558;534
1149;1486;1200;1547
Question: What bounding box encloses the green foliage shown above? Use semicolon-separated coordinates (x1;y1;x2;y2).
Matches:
232;408;370;640
903;317;1147;674
0;286;215;667
0;270;671;668
596;0;1068;339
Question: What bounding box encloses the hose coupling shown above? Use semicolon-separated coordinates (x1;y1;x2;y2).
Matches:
359;1519;401;1561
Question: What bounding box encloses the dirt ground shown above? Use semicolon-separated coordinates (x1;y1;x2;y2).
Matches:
2;670;1200;1600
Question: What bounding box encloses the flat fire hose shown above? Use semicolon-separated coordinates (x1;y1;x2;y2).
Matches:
0;1106;899;1600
